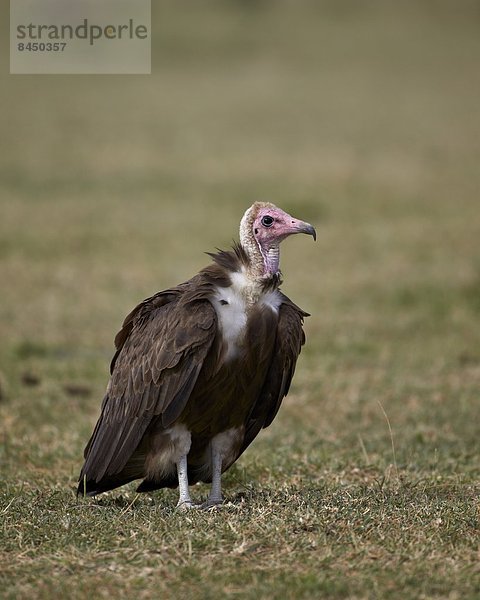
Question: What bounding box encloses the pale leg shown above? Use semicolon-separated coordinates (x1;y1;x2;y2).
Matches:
204;444;223;508
176;454;194;509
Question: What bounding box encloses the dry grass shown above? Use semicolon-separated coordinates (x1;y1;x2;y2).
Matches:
1;1;480;598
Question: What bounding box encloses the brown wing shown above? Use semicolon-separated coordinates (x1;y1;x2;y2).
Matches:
241;295;308;452
79;283;218;488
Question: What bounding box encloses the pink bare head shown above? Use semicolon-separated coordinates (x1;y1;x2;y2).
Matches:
240;202;316;276
251;203;316;245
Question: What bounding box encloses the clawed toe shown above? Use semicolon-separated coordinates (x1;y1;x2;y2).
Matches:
201;498;223;510
175;498;224;511
176;500;197;511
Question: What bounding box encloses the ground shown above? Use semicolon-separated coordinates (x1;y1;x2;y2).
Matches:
0;1;479;598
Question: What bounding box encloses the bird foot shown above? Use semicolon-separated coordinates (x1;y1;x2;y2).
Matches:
176;499;197;512
200;497;223;510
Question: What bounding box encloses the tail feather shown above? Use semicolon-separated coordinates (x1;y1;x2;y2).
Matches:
77;474;139;497
77;450;147;497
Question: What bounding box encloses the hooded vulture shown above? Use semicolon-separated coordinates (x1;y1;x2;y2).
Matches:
78;202;316;508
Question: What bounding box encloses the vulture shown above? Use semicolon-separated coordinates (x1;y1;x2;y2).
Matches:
78;202;316;508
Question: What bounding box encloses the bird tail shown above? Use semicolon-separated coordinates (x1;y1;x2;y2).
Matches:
77;450;147;497
76;473;140;497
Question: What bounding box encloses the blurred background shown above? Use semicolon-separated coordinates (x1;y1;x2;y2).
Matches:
1;0;479;493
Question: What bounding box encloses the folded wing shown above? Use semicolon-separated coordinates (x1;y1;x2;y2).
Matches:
241;295;308;453
78;283;217;494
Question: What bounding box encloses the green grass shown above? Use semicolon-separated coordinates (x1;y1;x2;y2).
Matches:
1;1;480;598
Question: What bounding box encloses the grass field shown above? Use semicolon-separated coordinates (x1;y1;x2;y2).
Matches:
1;1;480;598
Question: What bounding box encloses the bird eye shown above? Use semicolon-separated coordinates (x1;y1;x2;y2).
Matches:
261;215;274;227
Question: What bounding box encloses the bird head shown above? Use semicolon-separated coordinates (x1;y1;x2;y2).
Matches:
240;202;316;278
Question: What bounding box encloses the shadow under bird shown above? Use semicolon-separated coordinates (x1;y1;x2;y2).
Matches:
78;202;316;508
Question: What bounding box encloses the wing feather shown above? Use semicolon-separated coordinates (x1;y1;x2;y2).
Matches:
79;283;217;488
241;295;308;452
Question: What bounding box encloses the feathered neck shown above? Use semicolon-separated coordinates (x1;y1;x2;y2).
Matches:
239;202;281;279
207;244;281;291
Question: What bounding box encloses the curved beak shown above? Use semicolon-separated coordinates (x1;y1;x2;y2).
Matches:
291;219;317;241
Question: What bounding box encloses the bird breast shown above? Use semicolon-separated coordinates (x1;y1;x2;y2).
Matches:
212;270;282;362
